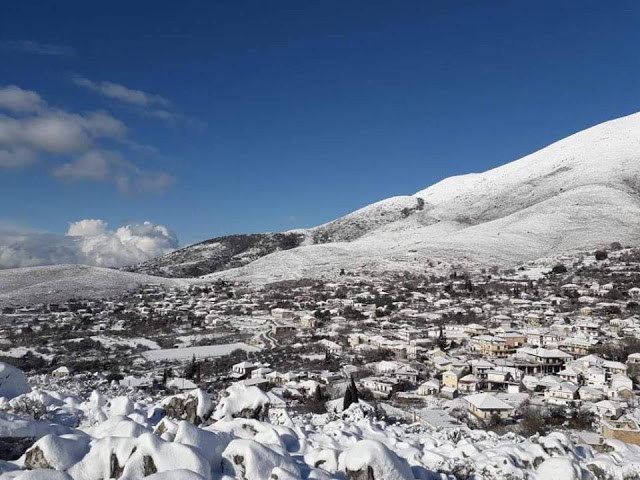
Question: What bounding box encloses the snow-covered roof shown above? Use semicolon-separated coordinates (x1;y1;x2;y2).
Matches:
464;393;513;411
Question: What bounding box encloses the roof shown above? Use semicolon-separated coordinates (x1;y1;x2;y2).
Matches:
464;393;513;411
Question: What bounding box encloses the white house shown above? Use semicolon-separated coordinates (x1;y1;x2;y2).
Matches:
464;393;514;420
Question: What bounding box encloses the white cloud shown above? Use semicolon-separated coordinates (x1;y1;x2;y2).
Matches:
73;76;170;108
0;85;46;113
71;76;201;127
0;147;35;168
0;219;178;269
0;85;172;193
52;150;173;194
0;40;76;56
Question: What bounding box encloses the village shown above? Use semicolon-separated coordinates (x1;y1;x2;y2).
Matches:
4;243;640;448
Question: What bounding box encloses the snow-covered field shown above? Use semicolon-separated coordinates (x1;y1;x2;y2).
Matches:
1;364;640;480
141;343;260;362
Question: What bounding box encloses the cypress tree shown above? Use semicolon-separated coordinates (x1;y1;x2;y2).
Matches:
350;376;360;403
343;385;353;410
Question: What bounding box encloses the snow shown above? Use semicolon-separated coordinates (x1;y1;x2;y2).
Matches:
109;396;134;416
142;343;259;362
4;363;640;479
0;362;31;399
209;111;640;282
162;388;213;420
213;384;270;421
174;420;232;467
23;434;90;471
0;264;192;306
221;438;300;480
535;457;583;480
338;439;415;480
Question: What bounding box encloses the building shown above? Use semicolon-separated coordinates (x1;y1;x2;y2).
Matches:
464;393;514;420
52;366;73;378
516;347;572;374
360;376;399;396
544;382;579;406
470;335;511;358
602;420;640;445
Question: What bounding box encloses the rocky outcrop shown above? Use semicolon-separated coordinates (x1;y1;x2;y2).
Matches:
162;389;213;426
0;436;36;461
24;445;51;470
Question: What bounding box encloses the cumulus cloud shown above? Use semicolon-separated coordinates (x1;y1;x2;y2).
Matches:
0;85;172;192
0;40;76;56
0;219;178;269
52;150;172;193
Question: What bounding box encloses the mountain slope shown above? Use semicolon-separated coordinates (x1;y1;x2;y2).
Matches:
124;232;304;277
0;265;192;306
132;111;640;281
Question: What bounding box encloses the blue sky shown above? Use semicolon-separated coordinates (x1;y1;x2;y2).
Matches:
1;1;640;249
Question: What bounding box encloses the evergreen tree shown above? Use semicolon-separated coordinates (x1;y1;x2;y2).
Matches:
343;385;353;410
315;384;323;402
436;324;448;351
350;376;360;404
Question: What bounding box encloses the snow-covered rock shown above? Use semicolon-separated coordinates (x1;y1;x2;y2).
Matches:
22;434;89;471
535;457;583;480
213;384;270;422
221;438;300;480
338;439;416;480
0;362;31;400
162;389;213;425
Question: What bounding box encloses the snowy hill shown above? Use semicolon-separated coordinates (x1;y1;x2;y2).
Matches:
134;111;640;281
0;265;192;306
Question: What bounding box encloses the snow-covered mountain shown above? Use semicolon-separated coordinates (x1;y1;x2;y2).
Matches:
132;111;640;282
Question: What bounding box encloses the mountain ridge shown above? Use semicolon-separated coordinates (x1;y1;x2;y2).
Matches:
127;111;640;281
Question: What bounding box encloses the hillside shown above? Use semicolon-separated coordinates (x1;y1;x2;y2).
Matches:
0;265;192;306
131;111;640;282
123;232;304;277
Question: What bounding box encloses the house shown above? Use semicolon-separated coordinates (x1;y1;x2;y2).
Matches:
52;366;73;378
627;353;640;365
394;366;419;384
271;308;297;319
558;367;580;384
319;339;343;355
417;379;440;396
585;368;607;390
516;347;572;374
271;324;296;336
119;374;154;390
544;382;579;405
300;315;318;328
498;332;526;348
593;400;623;419
251;367;274;379
232;361;257;378
464;393;514;420
485;370;512;391
360;376;399;396
602;420;640;445
629;287;640;300
458;374;480;394
470;335;510;358
442;369;462;390
166;377;197;391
